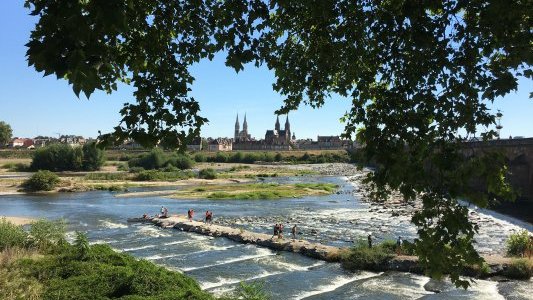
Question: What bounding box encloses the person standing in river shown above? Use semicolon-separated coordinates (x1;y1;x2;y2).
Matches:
187;209;194;221
291;224;297;240
272;224;279;238
368;234;372;248
396;236;403;255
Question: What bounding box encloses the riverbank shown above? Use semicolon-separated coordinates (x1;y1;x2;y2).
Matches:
0;216;35;225
150;215;530;281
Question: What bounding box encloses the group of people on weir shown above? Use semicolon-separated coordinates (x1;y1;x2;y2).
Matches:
272;223;298;240
141;207;408;253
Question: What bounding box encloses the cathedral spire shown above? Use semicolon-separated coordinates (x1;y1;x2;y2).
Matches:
234;113;240;141
243;113;248;132
275;115;280;131
285;115;290;131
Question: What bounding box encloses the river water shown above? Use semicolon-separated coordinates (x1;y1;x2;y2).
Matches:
0;176;531;299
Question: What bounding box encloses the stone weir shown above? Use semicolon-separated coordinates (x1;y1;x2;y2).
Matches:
152;216;342;262
151;216;520;279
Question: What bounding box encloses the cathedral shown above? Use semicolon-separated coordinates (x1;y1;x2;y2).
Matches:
265;115;294;145
234;113;251;142
233;114;295;150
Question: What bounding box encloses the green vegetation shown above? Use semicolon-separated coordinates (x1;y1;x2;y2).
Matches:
134;169;195;181
200;151;349;165
506;230;531;257
1;162;31;172
0;121;12;147
340;241;395;272
128;149;194;170
0;218;28;251
170;183;338;200
503;259;532;280
0;219;271;300
198;168;217;180
31;143;105;171
0;219;213;300
25;0;531;288
22;170;60;191
84;172;130;181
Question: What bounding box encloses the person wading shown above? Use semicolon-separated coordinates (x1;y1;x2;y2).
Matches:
291;224;297;240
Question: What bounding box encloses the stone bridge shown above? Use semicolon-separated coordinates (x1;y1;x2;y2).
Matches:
465;137;533;201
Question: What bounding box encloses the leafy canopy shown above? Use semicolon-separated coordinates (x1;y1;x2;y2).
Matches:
24;0;531;288
0;121;13;147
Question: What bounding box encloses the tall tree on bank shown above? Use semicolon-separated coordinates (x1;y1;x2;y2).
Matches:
0;121;13;147
24;0;531;287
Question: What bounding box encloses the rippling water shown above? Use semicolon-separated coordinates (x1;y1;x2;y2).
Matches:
0;176;531;299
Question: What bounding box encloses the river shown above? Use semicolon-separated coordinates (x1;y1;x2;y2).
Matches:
0;175;531;299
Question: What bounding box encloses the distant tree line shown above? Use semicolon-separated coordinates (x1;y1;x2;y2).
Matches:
193;151;350;164
31;143;105;172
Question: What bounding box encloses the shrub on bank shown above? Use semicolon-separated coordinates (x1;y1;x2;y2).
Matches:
340;241;395;272
23;170;60;191
128;149;195;170
134;170;195;181
199;168;217;180
506;230;531;257
30;143;105;171
0;218;29;250
0;219;213;300
503;259;532;279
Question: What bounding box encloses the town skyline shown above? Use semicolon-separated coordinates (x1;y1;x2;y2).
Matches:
1;1;532;141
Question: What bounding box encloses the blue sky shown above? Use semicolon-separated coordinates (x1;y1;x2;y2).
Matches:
1;2;531;140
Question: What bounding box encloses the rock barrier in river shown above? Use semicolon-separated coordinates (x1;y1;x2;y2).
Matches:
152;216;342;262
151;216;521;280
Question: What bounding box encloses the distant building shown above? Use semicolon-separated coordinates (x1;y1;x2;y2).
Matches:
8;138;34;149
208;138;232;151
187;137;203;151
59;135;86;146
296;135;352;150
233;114;294;151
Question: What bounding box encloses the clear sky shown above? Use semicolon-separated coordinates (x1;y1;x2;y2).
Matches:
1;2;531;140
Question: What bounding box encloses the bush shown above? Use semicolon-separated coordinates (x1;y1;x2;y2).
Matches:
221;281;271;300
506;230;531;257
214;152;228;163
23;170;60;191
0;218;29;250
31;144;83;171
134;170;195;181
128;149;195;170
194;153;207;162
84;173;129;181
274;153;283;162
29;219;66;252
503;259;532;279
199;168;217;180
340;241;394;272
82;143;105;171
30;143;106;171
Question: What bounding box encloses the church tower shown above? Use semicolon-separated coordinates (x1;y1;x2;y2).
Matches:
275;115;281;131
285;115;291;141
234;114;240;141
243;113;248;136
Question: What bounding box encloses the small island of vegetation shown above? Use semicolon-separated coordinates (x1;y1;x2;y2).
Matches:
168;182;338;200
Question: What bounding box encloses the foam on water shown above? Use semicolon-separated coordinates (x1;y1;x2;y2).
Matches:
182;248;275;272
122;245;156;252
163;240;189;246
201;270;284;290
145;253;183;260
136;226;171;237
100;220;128;229
293;271;381;300
260;257;326;272
467;279;505;300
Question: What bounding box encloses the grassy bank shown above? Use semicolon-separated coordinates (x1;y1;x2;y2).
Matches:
0;218;269;300
169;182;338;200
